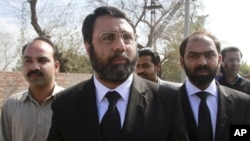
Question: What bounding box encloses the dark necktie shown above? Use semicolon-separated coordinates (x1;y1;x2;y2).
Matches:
196;92;213;141
101;91;121;141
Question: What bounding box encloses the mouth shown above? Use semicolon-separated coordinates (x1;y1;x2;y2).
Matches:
111;57;127;64
27;73;43;78
28;74;43;79
138;73;147;78
196;70;209;75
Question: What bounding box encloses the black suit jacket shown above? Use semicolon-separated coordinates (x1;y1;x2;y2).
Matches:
47;74;189;141
180;81;250;141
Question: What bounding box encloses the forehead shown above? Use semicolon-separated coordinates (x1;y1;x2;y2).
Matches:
93;15;134;34
23;40;54;57
224;51;241;58
185;35;217;54
137;55;153;63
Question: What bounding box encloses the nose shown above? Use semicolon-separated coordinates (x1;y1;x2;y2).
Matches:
198;55;208;66
112;37;126;52
29;62;40;71
135;65;144;74
231;61;239;65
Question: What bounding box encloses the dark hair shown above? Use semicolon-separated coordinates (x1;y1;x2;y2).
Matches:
221;46;242;61
138;48;160;66
179;31;221;57
22;36;59;60
82;6;136;44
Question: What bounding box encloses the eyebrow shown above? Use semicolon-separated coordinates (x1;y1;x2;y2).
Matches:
23;56;49;59
188;50;216;55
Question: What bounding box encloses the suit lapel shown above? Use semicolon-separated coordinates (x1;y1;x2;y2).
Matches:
121;75;147;136
76;78;103;140
179;85;199;140
215;84;233;141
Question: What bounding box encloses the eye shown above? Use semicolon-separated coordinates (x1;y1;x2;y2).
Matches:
189;54;198;59
122;33;133;42
205;53;215;58
23;58;32;63
24;59;31;63
100;32;116;42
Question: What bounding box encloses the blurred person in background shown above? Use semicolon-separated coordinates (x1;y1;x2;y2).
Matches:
135;47;181;88
0;36;64;141
217;46;250;94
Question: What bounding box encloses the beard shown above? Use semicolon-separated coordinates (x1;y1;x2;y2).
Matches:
183;62;218;86
89;44;137;83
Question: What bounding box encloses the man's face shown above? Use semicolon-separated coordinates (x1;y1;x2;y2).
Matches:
22;40;59;88
180;36;221;89
85;15;137;83
136;55;159;82
222;51;241;76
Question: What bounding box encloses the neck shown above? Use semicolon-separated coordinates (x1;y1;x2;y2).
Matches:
94;74;123;89
154;77;159;83
29;83;55;105
224;74;238;84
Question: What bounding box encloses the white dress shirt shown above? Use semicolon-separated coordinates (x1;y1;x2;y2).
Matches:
185;79;218;139
94;73;133;127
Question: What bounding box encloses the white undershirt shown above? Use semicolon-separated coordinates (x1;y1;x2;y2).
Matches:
185;79;218;139
94;73;133;127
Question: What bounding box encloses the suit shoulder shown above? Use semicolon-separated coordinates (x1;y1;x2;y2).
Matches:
160;81;182;90
220;85;250;99
157;83;180;101
54;78;91;101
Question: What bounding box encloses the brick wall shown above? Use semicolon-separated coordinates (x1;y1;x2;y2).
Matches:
0;71;92;109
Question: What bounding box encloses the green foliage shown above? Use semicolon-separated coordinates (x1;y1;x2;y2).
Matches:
53;32;93;73
160;42;182;82
239;62;250;77
59;47;92;73
160;1;207;82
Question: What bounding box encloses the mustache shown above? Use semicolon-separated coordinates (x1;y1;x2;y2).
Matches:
137;72;147;77
109;53;129;62
194;65;210;73
27;70;43;77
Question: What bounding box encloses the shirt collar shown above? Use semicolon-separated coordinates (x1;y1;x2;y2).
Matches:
94;73;133;103
185;78;218;97
21;83;61;102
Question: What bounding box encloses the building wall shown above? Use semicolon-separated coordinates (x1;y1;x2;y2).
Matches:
0;71;92;109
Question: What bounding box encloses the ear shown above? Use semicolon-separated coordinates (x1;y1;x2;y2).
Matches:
180;57;184;69
84;42;91;56
218;54;222;66
155;63;161;72
54;61;60;73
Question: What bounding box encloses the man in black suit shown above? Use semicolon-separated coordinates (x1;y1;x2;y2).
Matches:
179;31;250;141
47;6;188;141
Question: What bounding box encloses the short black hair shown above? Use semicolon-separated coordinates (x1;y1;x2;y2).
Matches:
138;48;160;66
82;6;136;44
221;46;242;61
22;36;59;60
179;31;221;57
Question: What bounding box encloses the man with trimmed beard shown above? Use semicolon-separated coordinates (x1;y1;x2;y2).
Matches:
46;6;189;141
0;36;64;141
179;31;250;141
